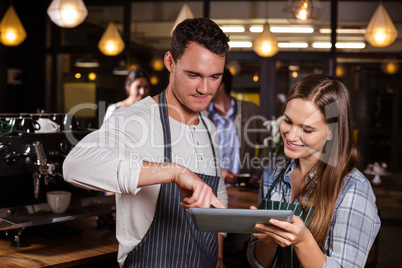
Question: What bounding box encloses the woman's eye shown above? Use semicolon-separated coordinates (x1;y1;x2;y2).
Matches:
303;128;312;134
283;118;292;124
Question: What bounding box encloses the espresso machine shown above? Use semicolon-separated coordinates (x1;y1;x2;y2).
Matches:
0;113;115;246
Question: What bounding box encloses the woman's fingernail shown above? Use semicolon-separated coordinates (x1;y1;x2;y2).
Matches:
255;224;261;229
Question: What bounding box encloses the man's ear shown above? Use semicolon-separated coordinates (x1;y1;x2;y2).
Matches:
164;51;175;72
217;81;225;92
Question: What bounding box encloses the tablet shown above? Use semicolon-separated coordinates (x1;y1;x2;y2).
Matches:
189;208;293;234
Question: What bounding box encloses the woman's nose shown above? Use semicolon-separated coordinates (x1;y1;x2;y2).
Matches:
287;125;301;140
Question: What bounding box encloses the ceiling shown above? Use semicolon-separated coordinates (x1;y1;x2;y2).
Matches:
84;1;402;54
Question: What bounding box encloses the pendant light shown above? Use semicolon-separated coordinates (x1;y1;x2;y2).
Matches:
47;0;88;28
98;22;125;56
365;2;398;47
171;2;194;36
282;0;323;22
253;1;278;57
0;5;27;46
253;22;279;57
381;58;399;74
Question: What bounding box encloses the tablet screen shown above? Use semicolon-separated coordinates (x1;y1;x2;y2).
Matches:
189;208;293;234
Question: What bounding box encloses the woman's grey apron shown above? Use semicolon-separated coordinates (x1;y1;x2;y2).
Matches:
124;91;220;268
262;161;314;268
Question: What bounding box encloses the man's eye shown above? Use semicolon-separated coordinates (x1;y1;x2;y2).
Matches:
188;74;196;78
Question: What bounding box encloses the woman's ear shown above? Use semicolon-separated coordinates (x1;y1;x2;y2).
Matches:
164;51;175;72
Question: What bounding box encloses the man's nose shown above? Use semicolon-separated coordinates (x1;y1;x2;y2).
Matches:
197;79;208;94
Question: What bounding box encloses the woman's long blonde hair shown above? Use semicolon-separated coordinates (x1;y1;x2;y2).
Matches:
285;74;359;248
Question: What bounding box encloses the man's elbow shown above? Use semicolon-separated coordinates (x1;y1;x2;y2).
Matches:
62;156;75;183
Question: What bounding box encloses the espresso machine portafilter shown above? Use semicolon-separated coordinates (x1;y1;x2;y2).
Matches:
31;141;56;199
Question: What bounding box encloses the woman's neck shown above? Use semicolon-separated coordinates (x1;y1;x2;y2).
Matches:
296;157;318;177
121;96;138;107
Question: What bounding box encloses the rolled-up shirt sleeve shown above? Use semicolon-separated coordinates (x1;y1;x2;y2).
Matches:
63;111;148;195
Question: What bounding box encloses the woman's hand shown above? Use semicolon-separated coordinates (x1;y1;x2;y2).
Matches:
250;206;325;267
250;206;277;246
253;214;308;248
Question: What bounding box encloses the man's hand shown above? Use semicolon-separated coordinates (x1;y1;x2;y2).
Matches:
139;161;225;210
173;167;225;210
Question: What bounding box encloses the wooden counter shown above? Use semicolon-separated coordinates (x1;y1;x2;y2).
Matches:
0;187;258;267
0;217;118;267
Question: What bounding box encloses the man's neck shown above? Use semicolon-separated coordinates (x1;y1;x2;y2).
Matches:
213;93;232;117
153;91;200;126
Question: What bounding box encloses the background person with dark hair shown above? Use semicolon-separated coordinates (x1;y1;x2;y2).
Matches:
103;67;151;123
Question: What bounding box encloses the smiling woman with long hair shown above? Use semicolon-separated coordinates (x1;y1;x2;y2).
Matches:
247;74;380;268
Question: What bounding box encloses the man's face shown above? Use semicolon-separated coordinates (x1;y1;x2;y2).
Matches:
168;42;226;117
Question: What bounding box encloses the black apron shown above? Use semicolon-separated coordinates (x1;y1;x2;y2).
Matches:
124;91;220;268
262;161;314;268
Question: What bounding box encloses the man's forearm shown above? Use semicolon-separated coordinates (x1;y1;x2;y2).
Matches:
138;161;185;187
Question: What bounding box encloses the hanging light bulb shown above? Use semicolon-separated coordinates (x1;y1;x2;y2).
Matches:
151;55;164;71
0;5;27;46
226;61;241;76
283;0;323;22
336;65;346;77
381;58;399;74
47;0;88;28
98;22;125;56
365;3;398;47
171;2;194;36
150;74;159;85
253;22;279;57
296;0;309;20
253;73;259;82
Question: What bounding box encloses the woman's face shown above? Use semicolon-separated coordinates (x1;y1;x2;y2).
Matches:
280;98;331;162
127;77;150;101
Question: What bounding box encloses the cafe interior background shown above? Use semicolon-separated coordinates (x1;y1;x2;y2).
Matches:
0;0;401;172
0;0;401;267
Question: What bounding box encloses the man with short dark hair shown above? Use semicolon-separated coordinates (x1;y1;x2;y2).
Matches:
63;18;230;267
